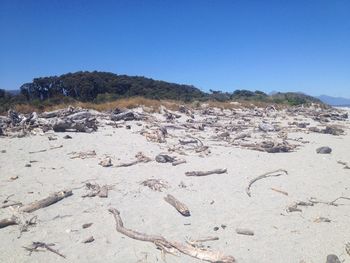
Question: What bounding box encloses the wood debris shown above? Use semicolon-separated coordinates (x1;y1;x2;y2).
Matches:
235;228;254;236
164;194;191;216
140;179;169;192
185;168;227;177
23;241;66;258
115;152;151;167
0;216;18;229
314;217;331;223
20;190;73;213
270;187;288;196
69;150;97;159
246;169;288;197
108;208;235;262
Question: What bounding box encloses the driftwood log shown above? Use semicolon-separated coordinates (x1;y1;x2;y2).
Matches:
246;169;288;197
20;190;73;213
185;169;227;177
108;208;235;262
0;216;18;229
164;194;190;216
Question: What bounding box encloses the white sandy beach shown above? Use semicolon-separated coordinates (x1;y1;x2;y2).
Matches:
0;106;349;263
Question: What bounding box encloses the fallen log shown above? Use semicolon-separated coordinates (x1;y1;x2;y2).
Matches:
108;208;235;263
20;190;73;213
185;169;227;177
246;169;288;197
0;216;18;229
164;194;190;216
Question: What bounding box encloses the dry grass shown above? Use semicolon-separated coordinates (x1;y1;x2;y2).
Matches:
10;97;283;114
12;97;182;114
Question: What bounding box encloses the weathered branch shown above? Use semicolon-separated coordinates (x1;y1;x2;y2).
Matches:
108;208;235;263
20;190;73;213
246;169;288;197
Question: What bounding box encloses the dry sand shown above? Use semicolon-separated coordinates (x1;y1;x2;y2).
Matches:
0;106;349;263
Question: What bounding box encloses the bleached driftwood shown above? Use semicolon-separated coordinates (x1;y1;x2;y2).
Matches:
164;194;190;216
115;152;151;167
185;168;227;177
108;208;235;263
20;190;73;213
172;159;187;166
246;169;288;197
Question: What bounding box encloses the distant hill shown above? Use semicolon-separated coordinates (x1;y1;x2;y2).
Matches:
19;71;205;102
317;95;350;106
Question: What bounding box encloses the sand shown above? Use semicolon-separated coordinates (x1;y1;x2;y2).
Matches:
0;106;349;263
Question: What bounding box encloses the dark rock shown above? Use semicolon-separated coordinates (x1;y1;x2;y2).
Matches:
326;254;341;263
316;146;332;154
155;154;175;163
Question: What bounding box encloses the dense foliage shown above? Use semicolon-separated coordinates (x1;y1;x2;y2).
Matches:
0;71;324;112
19;71;204;102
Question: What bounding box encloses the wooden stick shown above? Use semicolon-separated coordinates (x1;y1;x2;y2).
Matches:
172;159;186;166
0;216;18;229
236;228;254;236
23;242;66;258
20;190;73;213
270;187;288;196
246;169;288;197
185;168;227;177
108;208;235;263
164;194;190;216
1;202;22;209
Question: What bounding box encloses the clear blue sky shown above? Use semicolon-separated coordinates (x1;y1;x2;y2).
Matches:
1;0;349;97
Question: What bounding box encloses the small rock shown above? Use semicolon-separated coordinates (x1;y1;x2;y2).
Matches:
314;217;331;223
10;176;18;180
82;223;93;229
82;236;95;243
1;150;6;153
25;164;31;167
125;125;131;129
221;224;227;229
326;254;341;263
48;136;57;141
99;158;112;167
213;226;219;231
259;122;275;132
63;135;72;139
316;146;332;154
155;154;175;163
